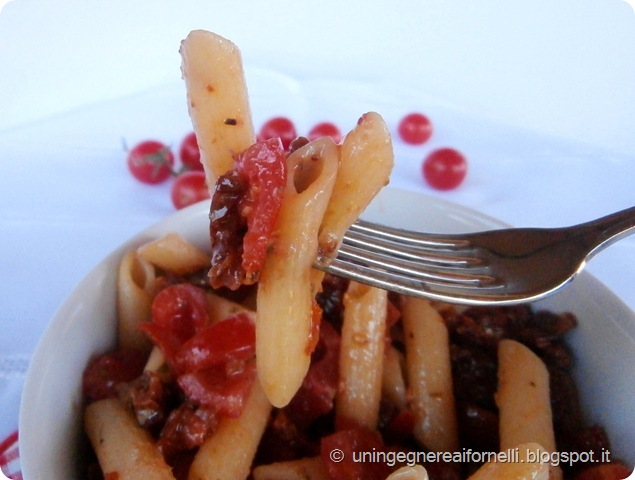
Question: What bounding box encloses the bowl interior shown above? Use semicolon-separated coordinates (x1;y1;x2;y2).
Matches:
19;188;635;478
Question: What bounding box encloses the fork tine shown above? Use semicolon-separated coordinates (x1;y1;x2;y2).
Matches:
314;218;506;304
318;255;504;304
351;220;471;249
343;227;483;268
336;243;497;286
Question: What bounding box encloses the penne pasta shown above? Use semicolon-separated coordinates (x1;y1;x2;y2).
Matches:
385;465;429;480
137;232;210;276
496;339;561;480
401;297;459;453
84;398;175;480
117;249;155;352
180;30;256;186
256;137;339;408
467;443;550;480
252;457;329;480
318;112;394;256
336;281;387;429
382;345;408;410
206;291;254;323
188;379;272;480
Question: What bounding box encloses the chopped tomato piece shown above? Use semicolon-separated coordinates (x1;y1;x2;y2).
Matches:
381;408;416;446
159;404;217;458
235;138;287;274
175;313;255;373
140;284;209;363
320;427;391;480
209;138;287;289
82;349;146;402
140;287;257;421
178;361;256;417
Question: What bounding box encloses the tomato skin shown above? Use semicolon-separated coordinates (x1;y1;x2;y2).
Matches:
178;361;256;416
258;116;297;150
308;121;342;143
398;113;433;145
140;284;210;363
171;171;210;210
127;140;175;184
422;147;467;190
175;313;256;373
235;138;287;275
179;131;203;171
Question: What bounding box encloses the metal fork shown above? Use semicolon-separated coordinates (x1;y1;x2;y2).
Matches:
314;206;635;306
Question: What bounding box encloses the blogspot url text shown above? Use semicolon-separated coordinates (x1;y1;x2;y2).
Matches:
327;447;612;468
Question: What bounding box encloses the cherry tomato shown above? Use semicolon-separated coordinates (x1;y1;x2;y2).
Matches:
258;116;297;149
179;131;203;171
398;113;433;145
422;147;467;190
170;171;210;210
308;121;342;143
126;140;174;184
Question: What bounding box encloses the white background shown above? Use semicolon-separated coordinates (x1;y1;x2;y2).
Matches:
1;0;634;440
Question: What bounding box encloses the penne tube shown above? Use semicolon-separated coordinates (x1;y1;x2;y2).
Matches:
137;233;210;276
318;112;394;256
336;281;387;429
117;249;155;352
256;137;339;408
385;465;429;480
180;30;256;186
188;379;272;480
382;345;408;410
252;457;329;480
207;291;254;324
496;339;562;480
402;297;458;453
467;443;550;480
84;398;175;480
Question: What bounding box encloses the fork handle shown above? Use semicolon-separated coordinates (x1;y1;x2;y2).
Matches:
580;206;635;258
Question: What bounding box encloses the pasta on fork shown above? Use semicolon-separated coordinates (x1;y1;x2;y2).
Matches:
181;29;394;408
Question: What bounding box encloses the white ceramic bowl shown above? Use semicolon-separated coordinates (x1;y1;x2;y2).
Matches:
19;188;635;479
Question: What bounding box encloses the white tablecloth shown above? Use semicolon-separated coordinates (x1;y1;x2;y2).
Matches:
1;0;634;442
